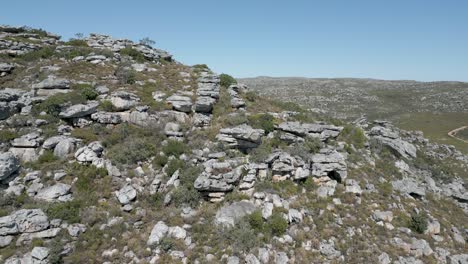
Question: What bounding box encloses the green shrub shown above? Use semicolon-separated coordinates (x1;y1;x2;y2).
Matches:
98;100;115;112
65;39;88;47
120;47;146;62
153;154;168;168
267;212;288;235
338;125;366;149
107;138;157;165
115;64;137;84
409;212;428;234
165;158;184;177
18;46;55;61
245;91;258;102
304;137;322;153
163;140;188;157
248;211;264;232
73;84;99;100
192;64;210;73
37;150;58;164
159;237;175;252
220;73;237;87
70;128;99;143
222;220;258;253
248;113;275;133
249;140;273;163
172;186;201;208
0;130;18;143
33;92;87;117
46;200;81;223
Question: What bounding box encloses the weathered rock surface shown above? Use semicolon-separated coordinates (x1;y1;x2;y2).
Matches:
276;121;343;142
370;126;417;159
35;183;72;202
217;125;264;150
166;94;192;113
59;101;99;118
215;201;257;227
0;152;20;181
110;91;140;111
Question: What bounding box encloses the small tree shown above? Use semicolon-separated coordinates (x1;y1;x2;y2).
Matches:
74;33;84;39
139;37;156;47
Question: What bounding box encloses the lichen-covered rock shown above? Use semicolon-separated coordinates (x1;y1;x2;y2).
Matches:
91;111;122;124
0;152;20;181
115;184;137;205
0;209;49;236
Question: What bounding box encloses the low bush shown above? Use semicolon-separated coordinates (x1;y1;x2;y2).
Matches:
267;212;288;236
248;113;275;133
32;91;87;117
220;73;237;87
70;128;99;143
245;91;258;102
65;39;88;47
338;125;366;149
0;130;18;143
165;158;184;177
163;140;188;157
152;154;168;168
37;150;58;164
18;46;55;61
107;138;157;165
248;210;264;232
98;100;115;112
115;64;137;84
192;64;211;73
46;200;81;223
73;84;99;100
409;212;428;234
120;47;146;62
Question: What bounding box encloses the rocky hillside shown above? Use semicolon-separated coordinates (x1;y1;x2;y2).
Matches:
0;25;467;264
239;77;468;120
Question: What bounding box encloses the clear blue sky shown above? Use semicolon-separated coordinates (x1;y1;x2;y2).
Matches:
2;0;467;81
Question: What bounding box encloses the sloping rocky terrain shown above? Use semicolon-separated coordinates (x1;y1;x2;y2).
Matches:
0;25;467;264
239;77;468;120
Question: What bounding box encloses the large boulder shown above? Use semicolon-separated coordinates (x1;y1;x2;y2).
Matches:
310;148;347;181
43;136;79;158
369;126;417;159
32;77;70;96
91;111;122;124
147;221;169;245
214;201;257;227
11;132;43;148
59;101;99;118
392;178;426;198
35;183;72;202
276;122;343;141
194;96;216;113
166;94;192;113
217;125;264;150
110;91;140;111
115;184;137;205
0;152;20;181
0;209;49;236
74;141;104;163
